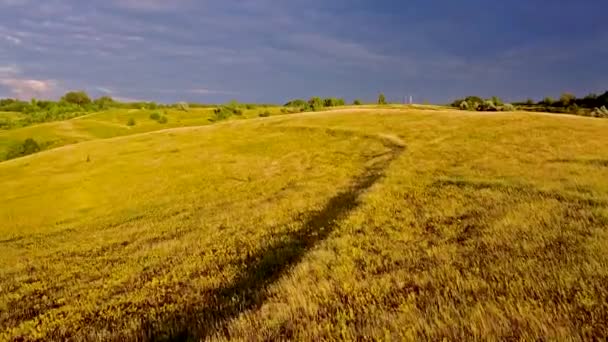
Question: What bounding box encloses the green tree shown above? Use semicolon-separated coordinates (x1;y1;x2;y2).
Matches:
491;96;504;106
353;99;362;105
308;97;323;110
94;96;114;109
378;93;387;105
560;93;576;106
61;91;92;106
542;97;554;106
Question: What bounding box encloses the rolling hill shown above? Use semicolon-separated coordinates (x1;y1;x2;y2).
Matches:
1;108;608;340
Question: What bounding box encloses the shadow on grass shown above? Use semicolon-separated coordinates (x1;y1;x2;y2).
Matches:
145;143;405;341
548;158;608;168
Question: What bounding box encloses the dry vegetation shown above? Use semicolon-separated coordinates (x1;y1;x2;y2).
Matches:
1;108;608;340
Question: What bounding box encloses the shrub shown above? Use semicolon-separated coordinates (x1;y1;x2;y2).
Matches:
149;112;161;121
308;97;323;111
6;138;41;160
491;96;504;107
502;103;515;112
479;100;497;112
284;99;307;107
157;116;168;124
176;102;189;111
259;111;271;117
94;96;114;110
353;99;362;105
378;93;387;105
127;118;136;126
592;106;608;118
459;101;469;110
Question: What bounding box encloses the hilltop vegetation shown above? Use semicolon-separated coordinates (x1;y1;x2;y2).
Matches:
0;93;287;161
452;91;608;117
1;108;608;340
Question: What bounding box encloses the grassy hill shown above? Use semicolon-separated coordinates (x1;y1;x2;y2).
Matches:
0;106;284;161
1;108;608;340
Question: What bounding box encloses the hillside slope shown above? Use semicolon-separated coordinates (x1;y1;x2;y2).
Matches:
1;109;608;340
0;106;286;161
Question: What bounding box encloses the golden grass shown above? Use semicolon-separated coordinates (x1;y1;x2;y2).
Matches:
1;108;608;340
0;106;285;160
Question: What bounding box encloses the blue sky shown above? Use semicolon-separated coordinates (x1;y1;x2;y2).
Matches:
0;0;606;104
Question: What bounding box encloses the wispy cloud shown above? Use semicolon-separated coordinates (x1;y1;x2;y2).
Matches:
0;78;57;99
3;34;22;45
113;0;193;11
189;88;237;95
0;63;58;99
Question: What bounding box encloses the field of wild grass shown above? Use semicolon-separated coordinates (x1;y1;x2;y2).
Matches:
0;106;284;161
1;108;608;340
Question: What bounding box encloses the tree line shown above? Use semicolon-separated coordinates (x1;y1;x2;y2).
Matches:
451;91;608;117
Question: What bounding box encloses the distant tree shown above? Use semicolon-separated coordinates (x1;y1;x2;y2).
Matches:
479;100;497;112
560;93;576;106
542;97;554;106
353;99;362;105
308;97;323;110
323;98;338;107
94;96;114;109
459;101;469;110
491;96;504;107
285;99;307;107
502;103;515;112
61;91;92;106
377;93;387;105
525;98;535;105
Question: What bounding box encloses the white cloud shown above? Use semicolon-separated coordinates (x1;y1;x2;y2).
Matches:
113;0;192;11
0;78;57;99
0;64;20;75
3;34;22;45
189;88;236;95
96;86;113;94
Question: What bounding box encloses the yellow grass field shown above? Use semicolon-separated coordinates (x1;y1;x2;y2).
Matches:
1;108;608;340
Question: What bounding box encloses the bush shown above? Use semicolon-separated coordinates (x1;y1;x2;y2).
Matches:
308;97;323;111
491;96;504;107
284;99;307;107
157;116;168;124
94;96;115;110
259;111;271;117
149;112;161;121
353;99;362;105
459;101;469;110
502;103;515;112
127;118;136;126
479;100;497;112
6;138;41;160
378;93;387;105
176;102;189;111
591;106;608;118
